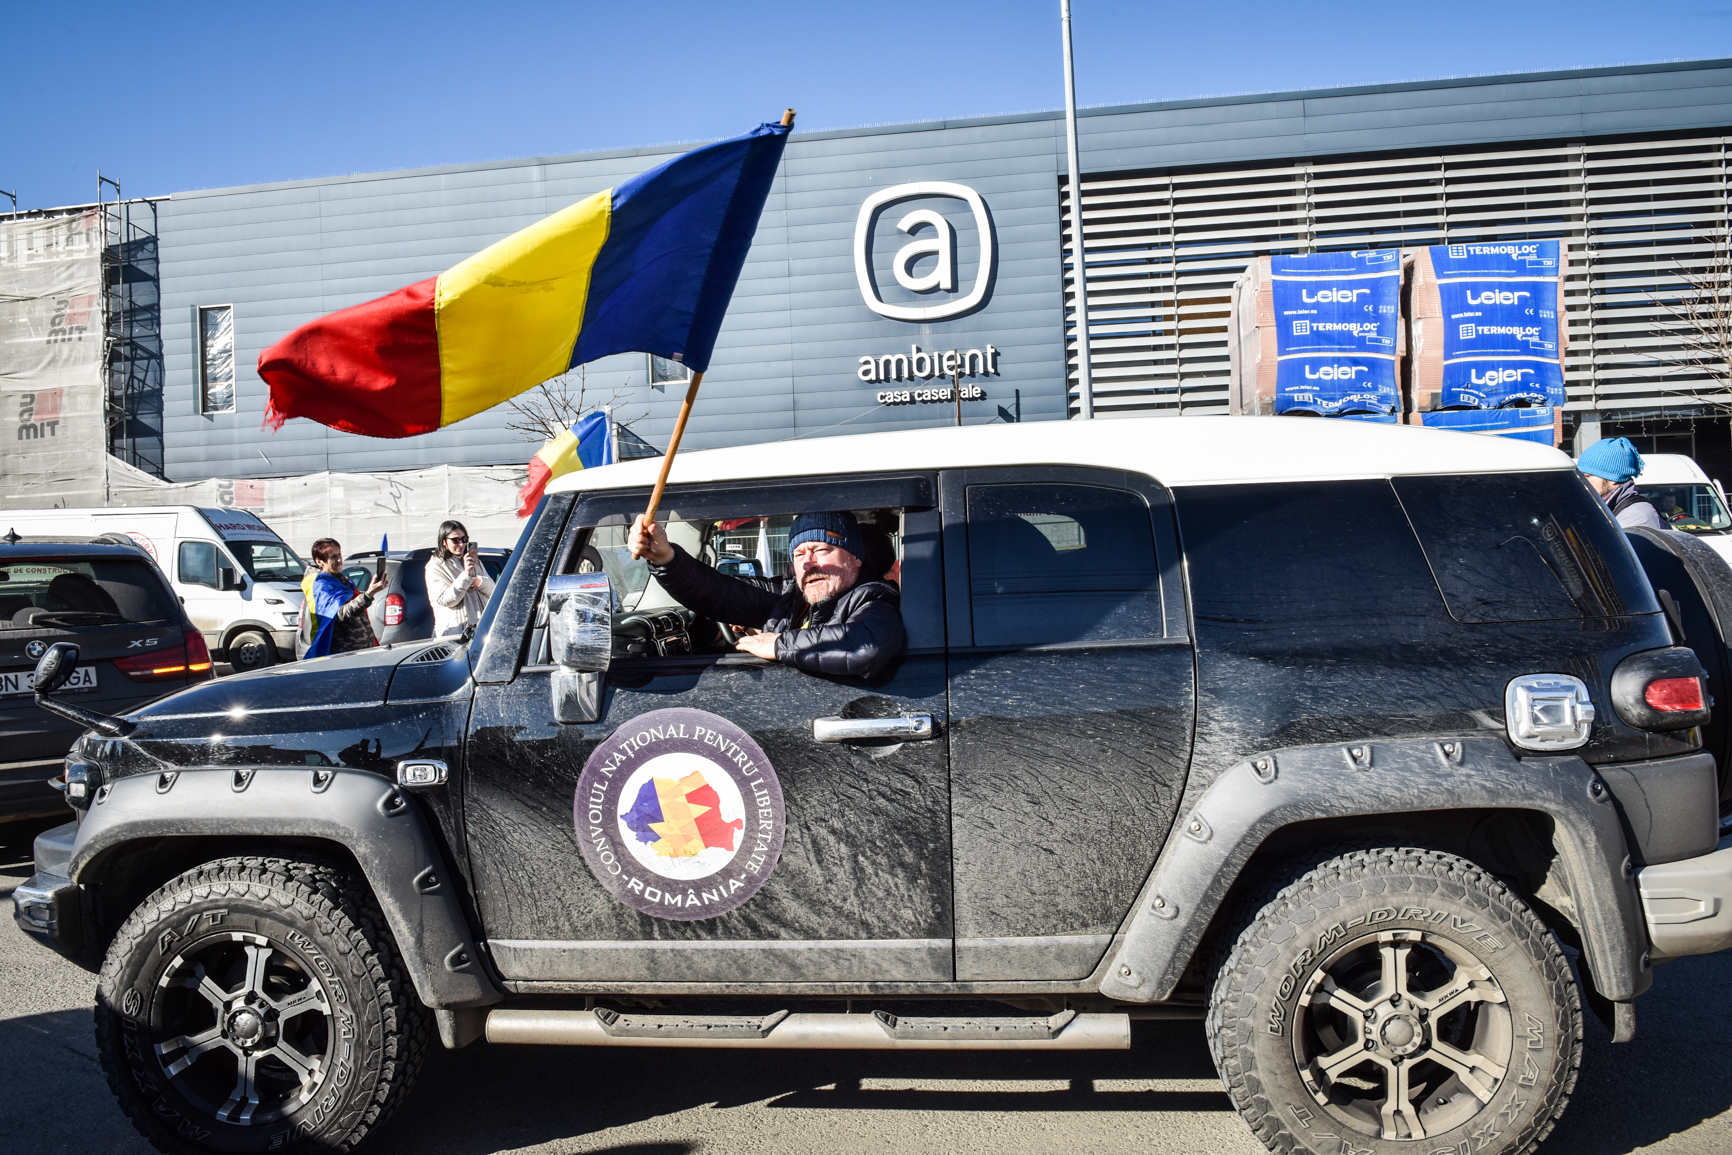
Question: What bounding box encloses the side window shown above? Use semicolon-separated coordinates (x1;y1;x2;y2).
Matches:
178;541;218;589
197;305;236;414
965;483;1161;647
1394;471;1659;622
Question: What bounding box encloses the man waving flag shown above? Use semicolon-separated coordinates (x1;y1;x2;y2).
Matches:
258;120;791;439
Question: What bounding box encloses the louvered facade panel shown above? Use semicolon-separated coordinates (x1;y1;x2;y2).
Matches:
1062;134;1732;419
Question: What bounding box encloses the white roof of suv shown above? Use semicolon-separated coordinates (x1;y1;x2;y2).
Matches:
547;415;1573;495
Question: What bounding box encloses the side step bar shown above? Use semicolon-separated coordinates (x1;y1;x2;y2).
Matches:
486;1007;1131;1050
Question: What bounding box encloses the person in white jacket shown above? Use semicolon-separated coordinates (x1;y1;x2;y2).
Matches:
425;520;495;637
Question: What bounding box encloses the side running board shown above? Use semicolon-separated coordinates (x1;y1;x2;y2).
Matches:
487;1007;1129;1050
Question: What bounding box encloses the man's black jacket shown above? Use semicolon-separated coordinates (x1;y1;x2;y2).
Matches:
649;546;905;679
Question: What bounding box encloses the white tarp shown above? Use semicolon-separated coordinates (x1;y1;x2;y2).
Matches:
100;458;531;557
0;210;107;507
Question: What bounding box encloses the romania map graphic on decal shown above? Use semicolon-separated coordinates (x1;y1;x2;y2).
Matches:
622;771;744;859
574;706;786;920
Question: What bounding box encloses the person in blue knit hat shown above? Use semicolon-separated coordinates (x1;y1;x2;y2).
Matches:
1576;437;1666;530
629;509;905;679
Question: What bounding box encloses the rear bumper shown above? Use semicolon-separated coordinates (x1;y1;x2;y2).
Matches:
0;758;66;821
1638;831;1732;961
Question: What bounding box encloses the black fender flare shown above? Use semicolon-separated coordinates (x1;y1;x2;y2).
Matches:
1097;736;1653;1004
70;767;501;1010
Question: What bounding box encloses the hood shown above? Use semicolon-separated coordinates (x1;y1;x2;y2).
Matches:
263;581;306;604
77;638;471;782
131;642;433;720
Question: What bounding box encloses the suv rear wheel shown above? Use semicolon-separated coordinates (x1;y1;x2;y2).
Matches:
1207;848;1581;1155
226;629;275;672
95;856;429;1153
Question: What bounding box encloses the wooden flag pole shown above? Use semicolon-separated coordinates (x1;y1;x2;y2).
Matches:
635;107;795;555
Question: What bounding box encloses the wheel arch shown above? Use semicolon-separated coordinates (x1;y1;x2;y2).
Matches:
1098;736;1657;1007
68;768;502;1011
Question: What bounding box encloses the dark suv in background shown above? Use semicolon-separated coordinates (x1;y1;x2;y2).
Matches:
0;534;210;819
338;546;510;645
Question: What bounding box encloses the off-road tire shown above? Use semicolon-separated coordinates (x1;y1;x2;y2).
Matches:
226;630;275;673
1207;848;1581;1155
95;856;431;1154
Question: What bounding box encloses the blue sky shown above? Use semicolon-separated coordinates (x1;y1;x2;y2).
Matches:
6;1;1730;211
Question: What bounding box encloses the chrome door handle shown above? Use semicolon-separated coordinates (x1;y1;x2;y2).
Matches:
812;714;934;742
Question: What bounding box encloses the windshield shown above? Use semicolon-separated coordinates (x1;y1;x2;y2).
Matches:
229;540;308;583
1637;482;1732;533
0;557;179;628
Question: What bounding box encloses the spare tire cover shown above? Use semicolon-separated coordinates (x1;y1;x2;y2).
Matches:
1626;526;1732;804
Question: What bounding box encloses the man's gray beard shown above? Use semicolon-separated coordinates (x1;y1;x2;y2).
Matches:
800;577;852;606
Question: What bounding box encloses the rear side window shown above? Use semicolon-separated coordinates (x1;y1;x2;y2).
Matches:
965;483;1162;646
0;558;178;626
1395;472;1659;622
1179;480;1441;632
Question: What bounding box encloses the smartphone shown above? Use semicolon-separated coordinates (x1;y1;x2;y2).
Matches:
375;534;389;582
374;554;388;582
468;542;479;560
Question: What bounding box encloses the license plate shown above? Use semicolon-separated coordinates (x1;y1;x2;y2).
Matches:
0;665;99;698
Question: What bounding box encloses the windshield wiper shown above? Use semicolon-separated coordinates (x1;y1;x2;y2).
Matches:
26;610;127;627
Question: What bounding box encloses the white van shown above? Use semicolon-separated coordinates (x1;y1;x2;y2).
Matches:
0;506;305;671
1635;453;1732;564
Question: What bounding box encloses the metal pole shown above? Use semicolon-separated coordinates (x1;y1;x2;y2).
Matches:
1061;0;1093;419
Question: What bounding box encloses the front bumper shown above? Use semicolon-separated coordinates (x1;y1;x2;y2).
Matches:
11;820;85;961
1638;829;1732;962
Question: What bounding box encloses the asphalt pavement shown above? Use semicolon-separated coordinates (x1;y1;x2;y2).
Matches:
2;812;1728;1155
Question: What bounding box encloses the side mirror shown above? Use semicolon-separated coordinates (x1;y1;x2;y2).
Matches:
219;567;239;592
33;642;79;696
545;573;611;724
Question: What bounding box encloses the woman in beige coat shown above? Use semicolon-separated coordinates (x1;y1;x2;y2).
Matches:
425;520;495;637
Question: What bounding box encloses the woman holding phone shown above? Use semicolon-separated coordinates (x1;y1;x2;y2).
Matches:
298;538;387;658
426;519;495;637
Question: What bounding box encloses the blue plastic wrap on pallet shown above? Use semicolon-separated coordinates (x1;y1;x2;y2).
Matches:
1428;240;1567;410
1421;406;1556;444
1270;250;1401;417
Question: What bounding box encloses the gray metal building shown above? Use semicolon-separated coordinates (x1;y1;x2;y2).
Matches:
107;59;1732;481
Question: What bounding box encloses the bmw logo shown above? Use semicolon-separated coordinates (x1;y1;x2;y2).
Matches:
25;641;46;660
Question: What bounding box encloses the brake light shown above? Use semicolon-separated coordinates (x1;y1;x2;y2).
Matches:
113;638;190;682
184;629;213;680
1645;677;1705;712
385;594;404;626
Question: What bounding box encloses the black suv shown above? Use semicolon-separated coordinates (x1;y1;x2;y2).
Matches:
14;420;1732;1155
0;535;211;821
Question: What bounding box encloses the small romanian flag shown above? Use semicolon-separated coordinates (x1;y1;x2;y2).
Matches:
258;122;791;439
518;410;612;517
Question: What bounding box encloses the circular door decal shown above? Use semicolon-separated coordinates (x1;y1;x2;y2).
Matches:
574;707;785;920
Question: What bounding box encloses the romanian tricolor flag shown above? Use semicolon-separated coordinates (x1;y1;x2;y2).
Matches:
258;122;791;439
518;410;612;517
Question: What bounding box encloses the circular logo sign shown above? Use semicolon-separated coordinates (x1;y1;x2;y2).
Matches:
122;531;157;561
574;707;785;921
25;641;46;659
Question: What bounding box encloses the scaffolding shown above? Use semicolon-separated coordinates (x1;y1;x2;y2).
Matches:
97;177;164;478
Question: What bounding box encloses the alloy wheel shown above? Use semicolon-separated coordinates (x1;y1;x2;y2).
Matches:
1291;928;1513;1142
151;931;334;1126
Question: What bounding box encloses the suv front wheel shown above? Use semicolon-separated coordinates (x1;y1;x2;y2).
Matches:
1208;848;1582;1155
95;856;429;1154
